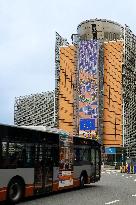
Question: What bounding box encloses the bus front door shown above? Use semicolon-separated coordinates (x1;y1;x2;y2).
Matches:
95;149;101;181
34;145;53;194
90;148;95;182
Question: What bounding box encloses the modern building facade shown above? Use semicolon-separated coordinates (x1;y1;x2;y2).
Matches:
14;19;136;160
14;91;55;127
76;19;136;159
76;19;125;164
58;45;77;135
77;19;123;41
103;41;123;147
123;25;136;158
56;19;136;163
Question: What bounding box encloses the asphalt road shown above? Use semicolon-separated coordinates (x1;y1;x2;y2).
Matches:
19;170;136;205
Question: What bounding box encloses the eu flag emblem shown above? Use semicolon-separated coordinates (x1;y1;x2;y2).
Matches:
80;119;95;130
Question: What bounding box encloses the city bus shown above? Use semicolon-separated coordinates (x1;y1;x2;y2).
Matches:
0;124;101;203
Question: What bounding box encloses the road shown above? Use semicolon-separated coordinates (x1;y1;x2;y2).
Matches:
20;170;136;205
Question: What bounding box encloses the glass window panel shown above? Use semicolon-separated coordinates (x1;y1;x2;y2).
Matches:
91;148;95;165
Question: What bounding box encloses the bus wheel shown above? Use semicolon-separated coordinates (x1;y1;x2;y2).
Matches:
80;175;85;188
7;178;24;204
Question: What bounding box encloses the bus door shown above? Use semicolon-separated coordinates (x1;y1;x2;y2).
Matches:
44;146;53;191
90;148;95;178
95;149;101;180
34;144;53;194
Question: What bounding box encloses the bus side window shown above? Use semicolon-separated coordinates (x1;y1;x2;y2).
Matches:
96;149;99;163
0;142;10;168
74;148;80;162
52;147;59;166
88;148;91;162
91;148;95;165
0;142;35;168
80;148;88;161
24;144;35;167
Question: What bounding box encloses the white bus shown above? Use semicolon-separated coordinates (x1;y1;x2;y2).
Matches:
0;124;101;203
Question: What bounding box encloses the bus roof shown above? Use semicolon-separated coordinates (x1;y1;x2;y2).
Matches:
0;123;69;136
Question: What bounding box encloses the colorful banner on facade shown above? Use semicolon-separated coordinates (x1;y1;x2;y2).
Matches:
79;40;99;140
80;118;95;130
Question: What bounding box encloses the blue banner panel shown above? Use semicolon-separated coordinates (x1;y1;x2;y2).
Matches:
80;118;95;131
105;147;116;154
78;40;99;140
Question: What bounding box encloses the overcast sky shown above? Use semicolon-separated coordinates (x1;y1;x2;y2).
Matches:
0;0;136;125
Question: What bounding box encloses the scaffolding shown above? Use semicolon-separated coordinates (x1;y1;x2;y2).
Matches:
14;91;55;127
123;25;136;157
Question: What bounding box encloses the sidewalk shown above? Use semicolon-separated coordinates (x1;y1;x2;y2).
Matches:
101;165;120;171
101;167;121;173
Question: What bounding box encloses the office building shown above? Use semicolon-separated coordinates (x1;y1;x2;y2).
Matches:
14;91;55;127
56;19;136;162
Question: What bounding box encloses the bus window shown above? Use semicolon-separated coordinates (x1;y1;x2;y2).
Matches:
74;147;89;163
51;147;59;167
0;141;35;168
91;148;95;165
96;149;100;177
74;148;80;162
80;148;89;161
88;148;91;162
96;149;100;163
